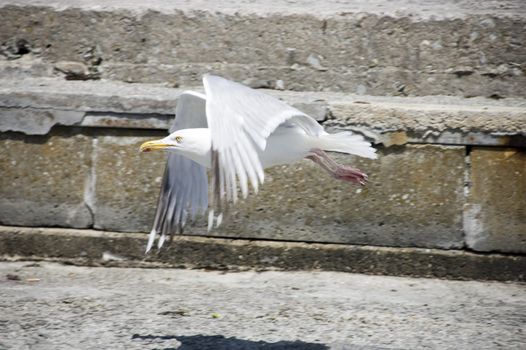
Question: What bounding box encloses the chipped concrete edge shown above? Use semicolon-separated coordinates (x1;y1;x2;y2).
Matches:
1;78;525;147
0;225;524;281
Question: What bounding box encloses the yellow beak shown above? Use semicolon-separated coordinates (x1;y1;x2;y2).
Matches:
140;140;171;153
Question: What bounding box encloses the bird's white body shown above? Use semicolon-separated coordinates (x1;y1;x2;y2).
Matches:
140;74;377;252
171;126;314;169
258;127;314;168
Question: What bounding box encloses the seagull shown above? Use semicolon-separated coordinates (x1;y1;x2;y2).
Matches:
140;74;377;252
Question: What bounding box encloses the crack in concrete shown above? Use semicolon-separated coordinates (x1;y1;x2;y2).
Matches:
83;137;98;228
461;145;473;250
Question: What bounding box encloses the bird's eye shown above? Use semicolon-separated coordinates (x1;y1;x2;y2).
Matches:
175;136;183;143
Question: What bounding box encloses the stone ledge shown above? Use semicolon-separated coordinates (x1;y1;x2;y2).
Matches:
1;78;525;147
0;225;525;281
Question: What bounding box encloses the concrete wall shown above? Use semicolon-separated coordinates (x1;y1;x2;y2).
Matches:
1;0;525;98
0;78;524;254
0;1;524;262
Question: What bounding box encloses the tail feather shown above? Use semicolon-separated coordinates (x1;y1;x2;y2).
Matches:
316;132;377;159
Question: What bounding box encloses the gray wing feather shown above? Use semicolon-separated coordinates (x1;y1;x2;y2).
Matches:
147;91;208;252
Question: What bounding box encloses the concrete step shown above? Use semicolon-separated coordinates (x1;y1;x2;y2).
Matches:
1;226;525;281
0;77;525;255
1;0;525;97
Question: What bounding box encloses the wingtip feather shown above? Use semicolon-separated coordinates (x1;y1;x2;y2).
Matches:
157;233;167;250
146;229;157;254
216;213;223;227
207;210;214;231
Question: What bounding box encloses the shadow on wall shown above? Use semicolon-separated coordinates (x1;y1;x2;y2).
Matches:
131;334;329;349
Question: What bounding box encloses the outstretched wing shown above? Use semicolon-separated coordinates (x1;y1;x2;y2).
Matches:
203;74;324;214
146;91;208;252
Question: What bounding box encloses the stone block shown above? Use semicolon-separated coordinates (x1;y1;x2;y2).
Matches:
196;145;466;249
465;148;526;253
93;133;167;232
0;1;524;97
0;130;93;228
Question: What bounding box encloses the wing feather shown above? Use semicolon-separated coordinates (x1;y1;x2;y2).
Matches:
203;74;323;211
147;91;208;252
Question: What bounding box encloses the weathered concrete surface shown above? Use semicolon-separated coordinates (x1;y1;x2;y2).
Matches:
206;145;465;249
0;78;524;251
1;77;525;147
82;139;465;249
0;78;180;114
2;226;525;281
321;93;526;145
3;0;525;18
465;148;526;253
93;133;166;232
0;106;86;135
1;1;525;97
0;131;93;228
0;261;525;350
0;78;178;134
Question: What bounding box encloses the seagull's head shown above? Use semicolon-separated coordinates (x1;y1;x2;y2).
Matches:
140;133;183;153
140;128;212;166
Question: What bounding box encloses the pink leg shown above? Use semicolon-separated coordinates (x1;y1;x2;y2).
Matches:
306;149;368;186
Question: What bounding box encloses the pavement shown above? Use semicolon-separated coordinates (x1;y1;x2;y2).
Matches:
4;0;526;18
0;261;524;349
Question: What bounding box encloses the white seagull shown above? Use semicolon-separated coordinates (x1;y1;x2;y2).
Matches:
140;74;377;252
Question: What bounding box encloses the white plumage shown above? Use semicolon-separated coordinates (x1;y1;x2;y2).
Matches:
140;74;377;252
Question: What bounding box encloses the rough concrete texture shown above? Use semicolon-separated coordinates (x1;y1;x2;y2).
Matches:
4;0;526;18
0;106;86;135
93;133;166;232
5;226;524;282
465;148;526;253
321;94;526;138
0;123;512;251
1;1;525;97
19;133;464;249
0;78;524;251
0;78;178;134
1;261;525;349
1;78;525;146
206;146;465;249
0;130;93;228
0;78;180;114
